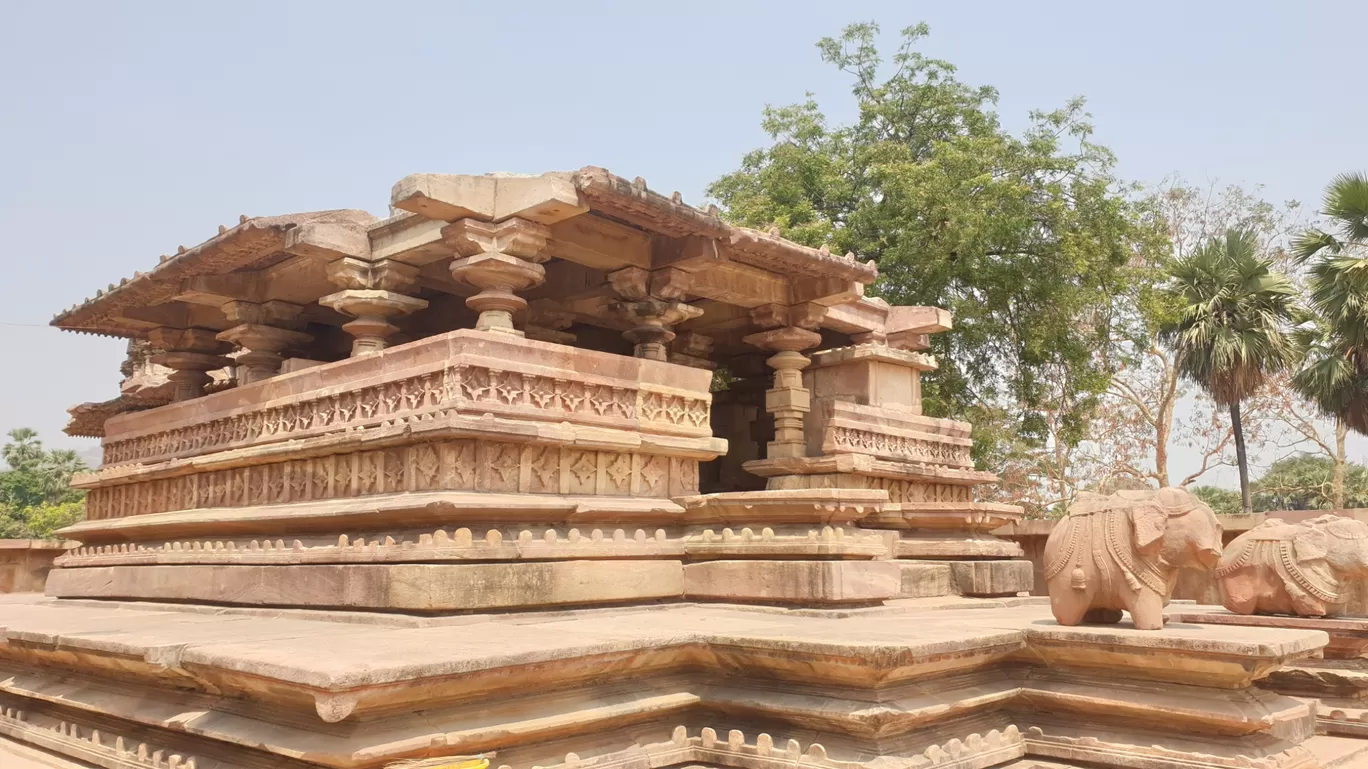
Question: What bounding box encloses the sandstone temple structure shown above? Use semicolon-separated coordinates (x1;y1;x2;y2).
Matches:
0;169;1358;768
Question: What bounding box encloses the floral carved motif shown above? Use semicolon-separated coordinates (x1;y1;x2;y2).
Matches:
639;391;710;429
829;427;971;466
84;440;701;521
861;478;972;505
102;366;710;466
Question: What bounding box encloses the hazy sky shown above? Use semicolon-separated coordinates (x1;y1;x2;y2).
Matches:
2;1;1362;482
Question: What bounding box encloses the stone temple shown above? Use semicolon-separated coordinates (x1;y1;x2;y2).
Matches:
0;169;1355;768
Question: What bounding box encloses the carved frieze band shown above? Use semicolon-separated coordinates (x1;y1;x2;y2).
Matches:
828;426;972;466
86;440;701;520
102;364;711;465
858;477;972;505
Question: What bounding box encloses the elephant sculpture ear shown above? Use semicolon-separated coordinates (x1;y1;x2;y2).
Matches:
1131;503;1167;552
1293;527;1329;562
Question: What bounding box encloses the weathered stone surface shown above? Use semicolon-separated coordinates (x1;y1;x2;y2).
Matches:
0;541;72;594
683;560;900;604
894;562;954;598
1217;513;1368;618
47;561;683;610
0;596;1330;769
947;559;1034;597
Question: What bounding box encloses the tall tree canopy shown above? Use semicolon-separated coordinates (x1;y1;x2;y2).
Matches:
709;22;1166;465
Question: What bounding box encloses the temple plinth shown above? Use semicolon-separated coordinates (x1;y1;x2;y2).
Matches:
13;167;1351;769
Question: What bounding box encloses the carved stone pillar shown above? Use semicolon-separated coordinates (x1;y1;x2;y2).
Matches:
609;267;702;362
743;327;822;458
444;218;550;336
216;301;312;385
743;302;826;460
319;258;429;356
147;327;230;402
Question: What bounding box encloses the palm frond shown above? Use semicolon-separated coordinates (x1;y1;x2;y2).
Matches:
1325;172;1368;243
1160;227;1298;405
1292;228;1342;264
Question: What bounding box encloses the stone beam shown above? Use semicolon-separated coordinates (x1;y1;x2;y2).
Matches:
282;221;372;262
791;275;864;307
369;216;451;267
821;297;889;336
391;173;588;226
547;214;652;270
888;305;953;334
171;274;265;307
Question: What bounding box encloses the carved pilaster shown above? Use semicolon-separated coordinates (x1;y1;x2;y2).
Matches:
444;218;550;336
147;327;230;402
609;266;703;362
319;258;429;356
217;301;311;385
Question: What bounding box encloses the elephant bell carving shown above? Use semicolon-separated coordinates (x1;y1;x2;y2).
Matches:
1043;487;1223;630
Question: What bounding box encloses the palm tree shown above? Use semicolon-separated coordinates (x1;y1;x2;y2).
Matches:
1161;229;1298;513
1291;173;1368;453
1291;314;1365;507
1;428;43;472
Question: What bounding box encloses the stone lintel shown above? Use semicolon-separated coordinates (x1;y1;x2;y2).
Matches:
809;344;938;371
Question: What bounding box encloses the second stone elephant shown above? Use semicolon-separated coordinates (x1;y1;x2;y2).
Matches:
1044;487;1223;630
1217;514;1368;617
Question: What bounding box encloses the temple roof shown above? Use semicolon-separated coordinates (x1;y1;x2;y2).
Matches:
50;168;878;347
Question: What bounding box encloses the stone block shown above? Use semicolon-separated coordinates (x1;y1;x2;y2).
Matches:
945;559;1034;596
683;560;899;605
46;561;684;610
894;562;953;598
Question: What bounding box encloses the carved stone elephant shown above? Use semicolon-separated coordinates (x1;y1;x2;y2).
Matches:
1218;514;1368;617
1044;487;1223;630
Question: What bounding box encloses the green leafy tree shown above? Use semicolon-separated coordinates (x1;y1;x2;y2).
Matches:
0;428;87;539
1160;230;1298;513
1253;454;1368;511
1189;486;1242;516
708;22;1166;481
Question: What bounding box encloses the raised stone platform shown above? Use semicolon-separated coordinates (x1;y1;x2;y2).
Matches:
1171;606;1368;741
0;595;1328;769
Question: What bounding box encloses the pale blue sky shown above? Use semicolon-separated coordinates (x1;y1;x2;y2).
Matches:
2;1;1363;483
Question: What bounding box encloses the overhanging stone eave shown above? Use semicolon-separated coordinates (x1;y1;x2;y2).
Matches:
50;209;378;337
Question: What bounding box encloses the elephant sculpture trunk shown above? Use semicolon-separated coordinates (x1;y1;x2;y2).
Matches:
1045;487;1223;630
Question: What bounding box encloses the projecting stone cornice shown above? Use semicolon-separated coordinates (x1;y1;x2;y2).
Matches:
51;210;378;338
